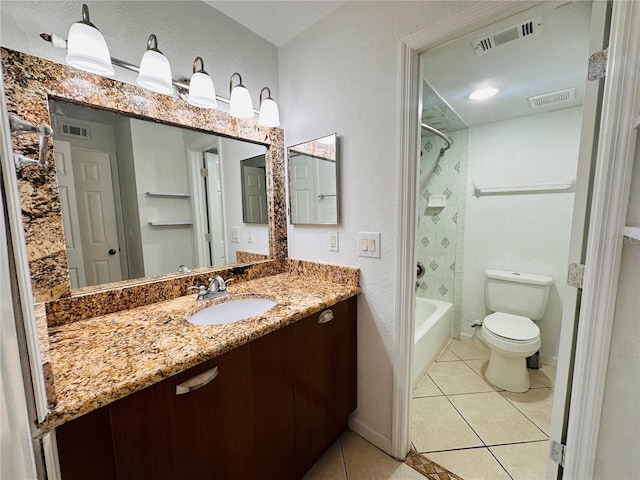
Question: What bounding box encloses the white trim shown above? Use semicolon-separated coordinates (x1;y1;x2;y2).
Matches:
392;1;545;459
348;416;393;455
0;66;49;423
0;110;38;480
563;2;640;478
43;431;62;480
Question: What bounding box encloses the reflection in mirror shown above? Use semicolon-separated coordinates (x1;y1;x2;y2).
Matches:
288;134;338;225
240;155;267;224
49;100;268;289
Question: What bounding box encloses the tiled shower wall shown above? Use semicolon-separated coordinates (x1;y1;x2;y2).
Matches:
416;128;468;336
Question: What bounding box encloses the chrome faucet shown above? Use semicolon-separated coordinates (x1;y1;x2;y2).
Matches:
188;276;233;300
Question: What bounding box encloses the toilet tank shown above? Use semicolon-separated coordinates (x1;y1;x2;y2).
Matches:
485;269;553;320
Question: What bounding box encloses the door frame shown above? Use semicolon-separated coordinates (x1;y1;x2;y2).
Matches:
392;4;640;479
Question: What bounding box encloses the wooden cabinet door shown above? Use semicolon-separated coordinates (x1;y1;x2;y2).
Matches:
250;325;296;480
292;297;357;476
109;344;255;480
56;405;118;480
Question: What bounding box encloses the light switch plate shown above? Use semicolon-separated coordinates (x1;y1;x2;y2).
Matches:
247;230;253;243
328;231;339;252
358;232;380;258
230;227;240;243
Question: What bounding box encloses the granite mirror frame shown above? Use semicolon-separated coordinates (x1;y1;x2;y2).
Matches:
2;48;287;303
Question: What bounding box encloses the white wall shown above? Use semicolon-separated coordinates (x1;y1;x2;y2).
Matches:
130;119;196;276
594;136;640;479
461;107;582;363
0;1;278;113
278;0;473;450
218;137;268;262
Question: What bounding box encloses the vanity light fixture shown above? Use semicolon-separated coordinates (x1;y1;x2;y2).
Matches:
469;87;499;100
42;31;280;121
188;57;218;109
136;34;174;95
257;87;280;127
65;4;114;76
229;73;254;119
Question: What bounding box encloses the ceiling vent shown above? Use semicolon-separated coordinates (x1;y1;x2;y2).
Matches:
528;88;576;109
472;16;542;56
60;123;90;138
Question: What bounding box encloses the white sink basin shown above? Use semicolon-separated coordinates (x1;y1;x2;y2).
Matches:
188;298;277;325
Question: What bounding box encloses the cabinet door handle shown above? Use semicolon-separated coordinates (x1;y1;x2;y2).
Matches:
317;309;334;324
175;366;219;395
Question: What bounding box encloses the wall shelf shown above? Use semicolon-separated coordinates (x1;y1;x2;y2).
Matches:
623;226;640;241
473;177;576;197
146;192;191;198
148;221;193;227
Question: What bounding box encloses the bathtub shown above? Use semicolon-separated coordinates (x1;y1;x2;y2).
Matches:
412;297;454;390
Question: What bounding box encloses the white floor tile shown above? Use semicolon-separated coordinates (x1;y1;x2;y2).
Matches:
448;392;547;445
427;448;511;480
501;387;553;435
428;361;495;395
490;441;549;480
411;397;483;452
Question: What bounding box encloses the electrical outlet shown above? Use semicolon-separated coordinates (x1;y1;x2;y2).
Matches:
247;230;253;243
328;231;339;252
358;232;381;258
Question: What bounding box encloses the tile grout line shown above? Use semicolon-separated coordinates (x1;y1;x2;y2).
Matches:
418;438;551;455
497;389;551;438
339;435;349;480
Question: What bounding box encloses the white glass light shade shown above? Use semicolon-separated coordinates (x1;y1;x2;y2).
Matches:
258;98;280;127
66;22;114;76
188;72;218;109
229;85;254;119
137;49;174;95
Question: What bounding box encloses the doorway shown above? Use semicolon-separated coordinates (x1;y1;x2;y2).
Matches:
393;1;620;478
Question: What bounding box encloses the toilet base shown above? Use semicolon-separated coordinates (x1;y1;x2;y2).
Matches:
485;350;530;393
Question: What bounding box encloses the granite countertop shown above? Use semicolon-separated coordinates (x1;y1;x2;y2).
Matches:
40;272;360;432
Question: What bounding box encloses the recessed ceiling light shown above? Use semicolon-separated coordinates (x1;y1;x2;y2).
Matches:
469;87;499;100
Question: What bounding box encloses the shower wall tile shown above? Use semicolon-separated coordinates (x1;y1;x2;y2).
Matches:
416;127;468;339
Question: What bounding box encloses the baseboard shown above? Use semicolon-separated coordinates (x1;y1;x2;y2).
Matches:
539;353;558;367
348;416;394;457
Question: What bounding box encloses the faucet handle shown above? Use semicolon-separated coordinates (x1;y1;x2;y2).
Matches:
188;285;206;295
214;275;234;291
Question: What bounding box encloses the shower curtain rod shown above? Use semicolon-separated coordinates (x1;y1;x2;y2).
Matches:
421;123;454;155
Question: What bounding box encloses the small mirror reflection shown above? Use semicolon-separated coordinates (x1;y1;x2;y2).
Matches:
288;133;338;225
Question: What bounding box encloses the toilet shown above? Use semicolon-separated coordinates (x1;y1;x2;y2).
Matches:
480;269;553;393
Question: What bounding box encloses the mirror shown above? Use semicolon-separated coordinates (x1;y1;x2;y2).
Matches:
2;48;287;302
288;134;338;225
49;100;269;289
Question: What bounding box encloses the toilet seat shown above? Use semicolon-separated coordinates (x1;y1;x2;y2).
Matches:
483;312;539;342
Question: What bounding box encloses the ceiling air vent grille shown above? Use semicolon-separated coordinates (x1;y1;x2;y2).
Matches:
528;88;576;109
61;123;90;138
472;16;542;56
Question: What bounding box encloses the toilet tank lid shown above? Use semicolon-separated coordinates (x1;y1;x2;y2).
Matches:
485;269;553;286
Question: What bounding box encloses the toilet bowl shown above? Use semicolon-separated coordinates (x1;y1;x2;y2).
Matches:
481;312;541;392
481;269;553;393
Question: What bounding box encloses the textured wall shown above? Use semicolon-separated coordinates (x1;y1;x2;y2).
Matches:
461;107;583;363
278;0;473;450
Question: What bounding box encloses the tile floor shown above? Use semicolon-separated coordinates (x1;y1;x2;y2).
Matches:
411;339;557;480
303;430;428;480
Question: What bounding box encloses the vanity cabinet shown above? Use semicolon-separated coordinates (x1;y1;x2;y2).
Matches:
56;297;356;480
292;297;358;476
